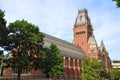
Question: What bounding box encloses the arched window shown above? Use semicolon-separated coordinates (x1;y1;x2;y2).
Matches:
79;60;81;68
65;57;68;67
70;58;73;67
75;59;77;67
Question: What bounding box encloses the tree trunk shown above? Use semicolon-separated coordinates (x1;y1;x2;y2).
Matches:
46;73;50;78
17;67;21;80
1;66;4;76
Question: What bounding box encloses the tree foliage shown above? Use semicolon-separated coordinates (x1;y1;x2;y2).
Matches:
43;44;63;78
7;20;45;80
113;0;120;7
0;52;9;76
0;9;8;48
110;68;120;80
0;9;9;76
81;58;107;80
0;9;63;79
116;0;120;7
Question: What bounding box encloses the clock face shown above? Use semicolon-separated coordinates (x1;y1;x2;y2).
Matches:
82;16;85;21
76;16;86;26
76;18;81;25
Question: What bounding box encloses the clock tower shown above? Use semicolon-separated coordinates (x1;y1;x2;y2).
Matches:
73;9;93;53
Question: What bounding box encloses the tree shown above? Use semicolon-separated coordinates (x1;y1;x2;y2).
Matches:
110;68;120;80
0;50;3;76
0;52;9;76
7;20;44;80
0;9;8;48
81;58;107;80
113;0;120;7
116;0;120;7
43;44;63;78
0;9;10;77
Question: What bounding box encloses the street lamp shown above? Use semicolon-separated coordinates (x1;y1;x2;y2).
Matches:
0;50;3;76
8;33;14;36
0;32;14;76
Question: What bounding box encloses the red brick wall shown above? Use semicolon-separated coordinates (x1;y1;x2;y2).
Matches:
73;26;89;53
64;67;82;78
3;68;12;75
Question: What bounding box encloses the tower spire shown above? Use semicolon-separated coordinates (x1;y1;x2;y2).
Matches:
73;8;93;53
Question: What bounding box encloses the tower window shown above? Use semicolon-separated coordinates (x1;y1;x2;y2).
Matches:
76;31;85;35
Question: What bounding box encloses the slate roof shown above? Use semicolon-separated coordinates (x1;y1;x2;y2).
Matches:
44;33;86;60
88;36;98;46
78;8;87;13
99;40;106;51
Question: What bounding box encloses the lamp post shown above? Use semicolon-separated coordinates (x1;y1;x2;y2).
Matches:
0;32;14;76
0;50;3;76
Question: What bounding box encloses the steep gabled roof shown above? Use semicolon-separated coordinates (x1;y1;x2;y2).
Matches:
99;40;106;52
88;36;98;46
88;36;98;53
44;33;86;60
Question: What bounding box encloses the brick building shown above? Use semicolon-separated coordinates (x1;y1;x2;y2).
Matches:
3;33;86;78
2;8;111;78
73;8;112;72
43;33;86;78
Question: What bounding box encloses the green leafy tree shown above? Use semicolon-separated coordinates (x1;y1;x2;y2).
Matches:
113;0;120;7
82;58;107;80
0;50;3;76
116;0;120;7
43;44;63;78
0;53;10;76
110;68;120;80
0;9;9;77
7;20;44;80
0;9;8;48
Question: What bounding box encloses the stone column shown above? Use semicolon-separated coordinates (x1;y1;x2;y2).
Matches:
77;59;79;69
77;59;80;78
80;60;83;75
63;56;65;67
68;57;70;68
73;58;75;78
73;58;75;69
67;57;70;77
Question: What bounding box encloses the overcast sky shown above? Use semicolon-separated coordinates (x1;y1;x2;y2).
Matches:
0;0;120;60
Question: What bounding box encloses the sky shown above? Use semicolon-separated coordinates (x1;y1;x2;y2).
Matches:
0;0;120;60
